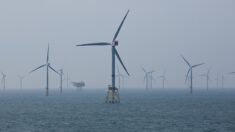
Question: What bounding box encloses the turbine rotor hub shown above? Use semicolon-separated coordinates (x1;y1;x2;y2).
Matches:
112;41;118;46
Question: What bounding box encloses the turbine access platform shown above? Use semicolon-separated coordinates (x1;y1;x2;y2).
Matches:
105;85;120;104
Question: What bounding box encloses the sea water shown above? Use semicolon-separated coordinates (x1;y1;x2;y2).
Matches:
0;89;235;132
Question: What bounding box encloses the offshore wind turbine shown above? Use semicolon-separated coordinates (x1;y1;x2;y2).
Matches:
116;65;126;90
159;71;166;89
200;68;211;90
142;67;149;91
214;74;225;88
149;70;155;90
76;10;130;103
58;69;63;94
229;72;235;88
17;74;26;89
215;74;219;88
141;67;154;90
181;55;204;94
29;45;60;96
1;72;6;91
64;72;71;89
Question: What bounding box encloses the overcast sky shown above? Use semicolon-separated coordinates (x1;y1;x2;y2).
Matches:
0;0;235;91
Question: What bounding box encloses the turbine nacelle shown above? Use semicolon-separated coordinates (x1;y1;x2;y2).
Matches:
112;41;118;46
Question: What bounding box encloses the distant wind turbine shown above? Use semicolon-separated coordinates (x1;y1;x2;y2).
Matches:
181;55;204;94
29;44;60;96
215;74;225;88
214;74;219;88
17;74;26;89
200;68;211;90
58;69;63;94
141;67;154;90
228;72;235;88
149;70;155;90
1;72;6;91
64;72;71;89
142;67;149;91
159;71;166;89
76;10;130;104
116;65;127;90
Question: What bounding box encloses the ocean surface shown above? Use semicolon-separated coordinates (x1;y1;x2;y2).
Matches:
0;88;235;132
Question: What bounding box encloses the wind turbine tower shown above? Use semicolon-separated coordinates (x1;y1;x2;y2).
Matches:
181;55;204;94
76;10;130;103
58;69;63;94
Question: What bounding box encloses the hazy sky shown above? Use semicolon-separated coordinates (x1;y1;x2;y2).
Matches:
0;0;235;90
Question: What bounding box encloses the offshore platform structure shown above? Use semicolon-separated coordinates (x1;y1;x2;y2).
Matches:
76;10;130;104
72;81;85;91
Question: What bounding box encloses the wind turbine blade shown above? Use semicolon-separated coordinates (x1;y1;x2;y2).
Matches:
47;44;49;63
185;68;191;83
49;65;60;75
112;10;130;41
57;69;64;75
141;67;147;73
181;55;191;67
29;64;46;74
229;72;235;74
114;48;130;76
76;42;111;46
192;63;204;68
